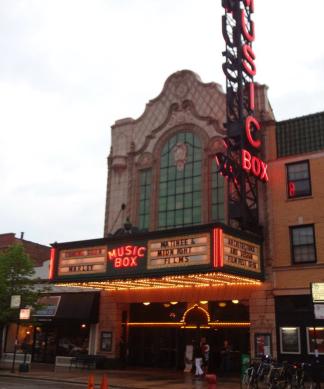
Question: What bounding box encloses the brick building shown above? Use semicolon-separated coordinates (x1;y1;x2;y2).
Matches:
266;111;324;362
0;233;50;266
0;233;99;365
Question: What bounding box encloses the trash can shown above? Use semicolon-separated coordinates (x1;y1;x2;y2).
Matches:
241;353;250;377
19;363;29;372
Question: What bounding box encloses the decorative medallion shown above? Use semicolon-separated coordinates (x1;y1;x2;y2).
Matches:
172;143;188;171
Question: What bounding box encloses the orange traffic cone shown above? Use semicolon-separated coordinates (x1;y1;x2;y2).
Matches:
205;374;217;389
100;374;108;389
87;373;95;389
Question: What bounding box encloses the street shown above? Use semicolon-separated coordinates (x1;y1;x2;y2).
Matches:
0;377;101;389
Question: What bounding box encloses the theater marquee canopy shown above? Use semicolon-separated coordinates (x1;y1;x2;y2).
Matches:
50;223;263;295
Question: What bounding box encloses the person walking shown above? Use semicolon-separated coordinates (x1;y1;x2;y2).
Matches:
193;342;204;377
220;339;232;375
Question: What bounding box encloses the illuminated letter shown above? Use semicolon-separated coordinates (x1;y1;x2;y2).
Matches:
108;249;117;260
122;257;130;267
248;82;255;111
241;149;251;172
241;9;255;42
260;161;269;182
251;156;261;177
125;245;132;255
245;116;261;148
130;256;138;266
137;247;146;257
243;0;254;12
117;247;125;256
242;44;256;76
115;258;122;268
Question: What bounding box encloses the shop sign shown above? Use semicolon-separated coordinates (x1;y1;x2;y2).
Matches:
311;283;324;303
34;295;61;317
19;308;31;320
314;304;324;319
58;246;107;275
107;245;146;268
221;0;268;183
148;233;210;269
217;231;261;273
10;295;21;309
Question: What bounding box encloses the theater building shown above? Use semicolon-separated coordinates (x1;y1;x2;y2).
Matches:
51;70;278;370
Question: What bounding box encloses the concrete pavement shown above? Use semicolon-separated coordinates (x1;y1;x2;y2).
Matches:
0;363;241;388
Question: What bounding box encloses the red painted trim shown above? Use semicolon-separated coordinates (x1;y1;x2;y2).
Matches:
49;248;56;280
213;228;224;268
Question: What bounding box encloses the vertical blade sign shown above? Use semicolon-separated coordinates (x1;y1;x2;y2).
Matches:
221;0;268;183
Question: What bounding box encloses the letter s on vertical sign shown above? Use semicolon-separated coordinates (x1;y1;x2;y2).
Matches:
242;44;256;76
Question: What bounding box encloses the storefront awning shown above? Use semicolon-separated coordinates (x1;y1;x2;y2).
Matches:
35;292;100;323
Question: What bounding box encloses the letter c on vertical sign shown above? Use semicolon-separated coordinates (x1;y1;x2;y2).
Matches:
245;116;261;149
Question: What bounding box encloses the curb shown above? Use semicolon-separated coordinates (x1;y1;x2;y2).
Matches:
0;372;151;389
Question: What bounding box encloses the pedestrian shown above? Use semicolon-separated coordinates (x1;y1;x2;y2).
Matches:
193;341;204;377
201;337;210;373
220;339;232;375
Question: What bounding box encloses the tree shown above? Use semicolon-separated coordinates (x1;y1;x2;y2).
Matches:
0;244;44;356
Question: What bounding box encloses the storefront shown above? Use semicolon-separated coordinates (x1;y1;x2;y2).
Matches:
50;222;264;371
4;292;99;363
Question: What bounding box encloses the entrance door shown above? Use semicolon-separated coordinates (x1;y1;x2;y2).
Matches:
128;327;179;369
32;325;57;363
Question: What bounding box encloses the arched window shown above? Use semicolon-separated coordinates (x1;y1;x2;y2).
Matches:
210;159;225;222
138;169;152;230
158;132;202;229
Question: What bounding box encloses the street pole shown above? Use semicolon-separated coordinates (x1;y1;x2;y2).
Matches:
11;320;20;373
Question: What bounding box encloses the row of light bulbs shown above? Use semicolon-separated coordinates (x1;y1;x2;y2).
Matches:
142;300;240;306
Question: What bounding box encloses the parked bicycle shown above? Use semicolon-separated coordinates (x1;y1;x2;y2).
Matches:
241;357;319;389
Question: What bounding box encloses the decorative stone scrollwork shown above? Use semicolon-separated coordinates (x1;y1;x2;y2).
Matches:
137;152;153;169
111;156;127;173
208;136;226;155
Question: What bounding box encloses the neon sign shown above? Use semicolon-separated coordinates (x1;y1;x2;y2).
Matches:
108;245;146;268
220;0;268;183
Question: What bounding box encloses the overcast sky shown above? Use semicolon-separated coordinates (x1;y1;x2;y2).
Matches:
1;0;324;247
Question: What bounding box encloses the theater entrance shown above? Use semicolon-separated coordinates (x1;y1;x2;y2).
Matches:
126;301;250;372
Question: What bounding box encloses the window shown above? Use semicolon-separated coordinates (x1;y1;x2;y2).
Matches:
279;327;301;354
306;327;324;355
158;132;202;229
290;225;316;264
286;160;311;198
138;170;151;230
210;159;225;222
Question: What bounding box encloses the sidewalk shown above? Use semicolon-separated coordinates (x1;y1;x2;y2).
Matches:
0;363;241;388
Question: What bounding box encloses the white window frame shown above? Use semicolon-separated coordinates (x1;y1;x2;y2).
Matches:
279;327;301;354
306;327;324;355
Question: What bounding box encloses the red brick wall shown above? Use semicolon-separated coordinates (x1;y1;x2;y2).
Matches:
0;233;50;266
